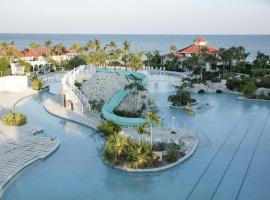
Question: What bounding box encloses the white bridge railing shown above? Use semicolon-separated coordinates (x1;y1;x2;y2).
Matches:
61;65;99;119
61;65;190;118
40;73;64;86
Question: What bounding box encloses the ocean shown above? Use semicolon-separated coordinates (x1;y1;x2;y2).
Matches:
0;34;270;60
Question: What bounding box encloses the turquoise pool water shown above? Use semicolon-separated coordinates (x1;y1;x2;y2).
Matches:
1;82;270;200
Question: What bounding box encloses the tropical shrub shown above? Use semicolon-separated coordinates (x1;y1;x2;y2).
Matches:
168;91;197;106
103;134;154;169
97;120;121;138
166;140;186;163
243;82;256;98
63;55;87;70
0;57;10;76
89;99;104;112
74;81;82;89
32;78;42;90
2;112;27;126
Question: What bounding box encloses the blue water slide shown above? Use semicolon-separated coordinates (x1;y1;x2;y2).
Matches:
101;71;147;126
101;90;146;126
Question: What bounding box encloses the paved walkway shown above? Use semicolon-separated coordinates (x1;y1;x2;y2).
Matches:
0;89;37;109
43;98;100;129
0;111;59;192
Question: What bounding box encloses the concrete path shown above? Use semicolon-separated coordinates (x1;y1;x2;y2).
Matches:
0;89;37;109
43;98;100;129
0;120;59;192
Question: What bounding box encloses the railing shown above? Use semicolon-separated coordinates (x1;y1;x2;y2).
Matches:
40;73;63;86
61;66;100;119
61;65;189;120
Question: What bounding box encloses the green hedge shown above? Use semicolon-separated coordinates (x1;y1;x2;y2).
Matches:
2;112;27;126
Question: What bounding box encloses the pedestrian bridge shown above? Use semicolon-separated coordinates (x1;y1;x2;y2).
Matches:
143;70;189;86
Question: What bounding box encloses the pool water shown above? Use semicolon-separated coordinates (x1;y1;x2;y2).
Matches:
1;82;270;200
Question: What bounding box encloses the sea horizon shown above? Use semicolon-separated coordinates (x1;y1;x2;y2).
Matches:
1;33;270;60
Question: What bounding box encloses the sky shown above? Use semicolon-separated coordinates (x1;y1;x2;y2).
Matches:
0;0;270;34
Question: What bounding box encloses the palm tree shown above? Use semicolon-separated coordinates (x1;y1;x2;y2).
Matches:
153;50;161;69
129;52;144;71
170;45;177;54
107;41;117;49
29;42;41;50
254;51;269;71
136;122;150;143
145;51;152;68
54;43;65;55
95;39;101;51
110;48;122;70
123;40;131;52
71;43;83;54
146;112;160;149
44;40;52;58
86;40;96;51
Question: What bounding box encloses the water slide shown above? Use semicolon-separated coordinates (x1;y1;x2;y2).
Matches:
101;72;147;126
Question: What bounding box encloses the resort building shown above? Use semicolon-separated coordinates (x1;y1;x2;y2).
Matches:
10;47;76;74
163;37;221;71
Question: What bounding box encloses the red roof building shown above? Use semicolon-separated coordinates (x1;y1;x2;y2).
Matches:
174;37;219;58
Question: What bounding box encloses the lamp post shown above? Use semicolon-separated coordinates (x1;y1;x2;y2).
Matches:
172;116;175;132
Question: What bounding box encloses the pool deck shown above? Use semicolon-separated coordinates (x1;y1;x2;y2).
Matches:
0;90;60;194
0;89;37;109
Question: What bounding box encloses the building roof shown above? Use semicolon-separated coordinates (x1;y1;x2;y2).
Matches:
21;47;74;57
193;37;207;43
175;37;219;57
22;48;47;57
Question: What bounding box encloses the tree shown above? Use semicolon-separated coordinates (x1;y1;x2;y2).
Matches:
145;51;152;68
86;40;96;51
254;51;270;70
64;56;87;70
53;43;65;55
29;42;41;50
107;41;117;49
170;45;177;54
136;122;150;143
44;40;52;58
123;40;131;52
0;57;10;76
153;50;162;68
18;59;32;73
129;52;144;71
70;43;84;54
243;81;256;98
146;112;160;149
95;39;101;51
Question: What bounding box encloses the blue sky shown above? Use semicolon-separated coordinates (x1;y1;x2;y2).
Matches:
0;0;269;34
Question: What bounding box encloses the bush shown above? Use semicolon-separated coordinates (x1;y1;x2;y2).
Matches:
63;56;87;70
74;81;82;89
103;134;154;169
32;79;42;90
168;91;197;106
166;140;186;163
97;120;121;138
243;82;256;98
2;112;27;126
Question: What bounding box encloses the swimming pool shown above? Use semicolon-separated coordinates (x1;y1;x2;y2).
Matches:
1;82;270;200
